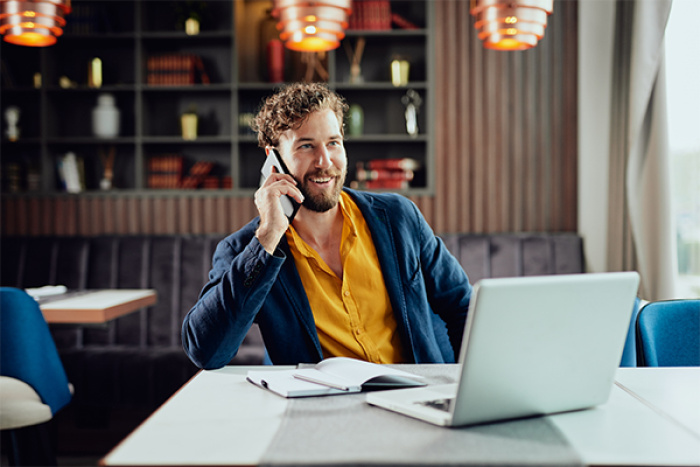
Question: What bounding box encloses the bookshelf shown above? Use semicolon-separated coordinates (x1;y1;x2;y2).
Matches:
0;0;433;197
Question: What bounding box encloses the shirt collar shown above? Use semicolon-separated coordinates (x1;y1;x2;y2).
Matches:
286;191;357;259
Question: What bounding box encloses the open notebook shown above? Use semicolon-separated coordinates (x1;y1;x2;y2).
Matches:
247;357;425;398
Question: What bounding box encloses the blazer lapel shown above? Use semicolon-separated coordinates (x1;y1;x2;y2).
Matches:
348;191;411;338
275;235;324;358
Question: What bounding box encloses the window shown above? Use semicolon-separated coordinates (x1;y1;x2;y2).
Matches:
665;0;700;298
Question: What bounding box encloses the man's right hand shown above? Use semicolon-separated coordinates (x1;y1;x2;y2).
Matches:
254;167;304;254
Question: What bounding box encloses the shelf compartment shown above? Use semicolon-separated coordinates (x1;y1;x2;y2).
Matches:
0;43;42;89
64;1;136;35
336;35;427;84
345;141;428;191
143;145;232;190
1;91;41;139
46;41;137;87
1;145;42;194
340;88;429;137
51;145;137;192
45;93;136;139
141;43;232;85
140;1;232;34
142;93;231;138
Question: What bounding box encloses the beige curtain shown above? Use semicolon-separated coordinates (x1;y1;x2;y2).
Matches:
607;0;677;300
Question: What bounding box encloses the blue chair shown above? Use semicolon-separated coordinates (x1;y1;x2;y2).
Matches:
620;297;642;367
635;299;700;367
0;287;73;466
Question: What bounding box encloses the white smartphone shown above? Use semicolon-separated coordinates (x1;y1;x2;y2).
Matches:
260;147;300;221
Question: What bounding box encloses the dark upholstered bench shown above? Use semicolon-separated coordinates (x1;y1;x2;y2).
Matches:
441;233;584;281
0;232;583;454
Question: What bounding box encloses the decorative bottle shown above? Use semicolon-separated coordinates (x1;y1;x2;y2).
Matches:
92;93;120;138
348;104;364;136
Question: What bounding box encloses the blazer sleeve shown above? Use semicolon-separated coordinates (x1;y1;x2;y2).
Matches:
412;201;472;354
181;231;286;369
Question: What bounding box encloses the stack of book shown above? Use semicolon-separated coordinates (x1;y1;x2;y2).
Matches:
351;158;419;190
181;161;214;189
3;163;21;193
146;54;210;86
148;154;183;189
349;0;391;30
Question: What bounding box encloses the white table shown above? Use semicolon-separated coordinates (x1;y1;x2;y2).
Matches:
615;367;700;438
101;367;700;466
549;368;700;466
39;289;157;324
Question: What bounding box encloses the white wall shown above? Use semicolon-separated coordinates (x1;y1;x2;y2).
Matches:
578;0;615;272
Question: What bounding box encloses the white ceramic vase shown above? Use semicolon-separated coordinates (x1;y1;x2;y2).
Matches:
92;93;120;138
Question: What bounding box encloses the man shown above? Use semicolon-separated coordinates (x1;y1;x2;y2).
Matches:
182;83;472;369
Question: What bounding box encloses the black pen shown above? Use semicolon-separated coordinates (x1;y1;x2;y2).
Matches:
292;373;350;391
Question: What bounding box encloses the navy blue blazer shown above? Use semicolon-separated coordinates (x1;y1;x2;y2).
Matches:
182;189;472;369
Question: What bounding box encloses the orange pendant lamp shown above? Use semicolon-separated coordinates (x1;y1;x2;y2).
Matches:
470;0;553;51
0;0;71;47
272;0;352;52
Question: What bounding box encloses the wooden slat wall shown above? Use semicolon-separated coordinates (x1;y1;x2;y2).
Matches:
1;195;258;236
427;0;578;233
1;0;577;237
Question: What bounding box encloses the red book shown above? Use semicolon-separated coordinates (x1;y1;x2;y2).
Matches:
148;155;183;188
147;54;208;86
203;176;219;189
365;158;421;171
391;13;419;30
377;1;391;30
181;161;214;189
356;167;414;182
350;179;409;190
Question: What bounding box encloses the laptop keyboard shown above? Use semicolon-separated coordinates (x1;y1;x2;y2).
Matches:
416;397;454;412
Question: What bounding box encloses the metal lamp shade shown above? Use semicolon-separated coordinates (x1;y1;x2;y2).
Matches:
470;0;553;51
0;0;71;47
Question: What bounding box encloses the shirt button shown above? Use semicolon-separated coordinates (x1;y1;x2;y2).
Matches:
344;291;350;297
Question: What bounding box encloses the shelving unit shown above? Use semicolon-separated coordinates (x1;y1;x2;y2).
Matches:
0;0;433;197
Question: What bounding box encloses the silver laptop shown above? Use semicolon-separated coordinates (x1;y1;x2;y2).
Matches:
366;272;640;427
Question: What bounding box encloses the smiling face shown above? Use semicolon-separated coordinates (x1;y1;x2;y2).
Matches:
277;109;347;213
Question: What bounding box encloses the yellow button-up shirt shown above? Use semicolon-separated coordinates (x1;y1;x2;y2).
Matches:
286;192;406;363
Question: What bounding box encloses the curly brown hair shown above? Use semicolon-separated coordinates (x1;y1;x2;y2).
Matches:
251;82;349;148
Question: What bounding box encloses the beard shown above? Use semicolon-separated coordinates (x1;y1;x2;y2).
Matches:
295;168;347;213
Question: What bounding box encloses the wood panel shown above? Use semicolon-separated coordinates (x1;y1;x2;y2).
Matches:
427;0;578;234
1;194;258;236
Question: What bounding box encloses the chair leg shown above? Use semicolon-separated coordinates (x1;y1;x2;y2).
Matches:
1;421;57;467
